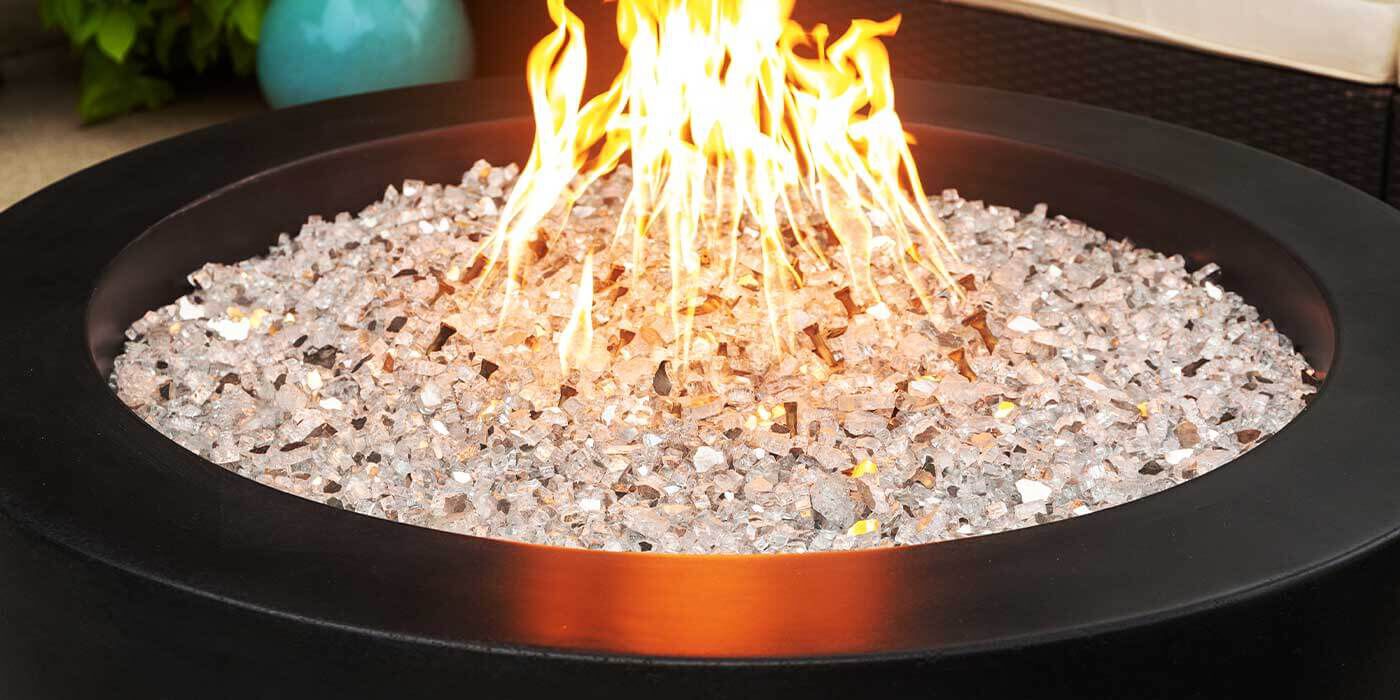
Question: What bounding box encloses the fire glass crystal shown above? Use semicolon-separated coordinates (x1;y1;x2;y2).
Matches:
112;163;1314;553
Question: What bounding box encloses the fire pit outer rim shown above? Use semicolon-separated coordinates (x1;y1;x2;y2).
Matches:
1;79;1396;670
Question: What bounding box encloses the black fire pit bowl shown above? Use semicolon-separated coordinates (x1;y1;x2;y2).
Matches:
2;79;1399;698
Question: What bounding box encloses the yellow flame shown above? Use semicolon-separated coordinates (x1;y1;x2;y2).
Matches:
850;458;878;478
560;251;595;372
744;402;787;429
475;0;959;370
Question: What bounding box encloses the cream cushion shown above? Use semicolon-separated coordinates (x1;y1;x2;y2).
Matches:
949;0;1400;85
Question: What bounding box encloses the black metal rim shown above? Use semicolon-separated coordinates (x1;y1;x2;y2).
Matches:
1;78;1397;664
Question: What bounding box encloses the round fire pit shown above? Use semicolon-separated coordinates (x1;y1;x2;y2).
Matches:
2;79;1398;698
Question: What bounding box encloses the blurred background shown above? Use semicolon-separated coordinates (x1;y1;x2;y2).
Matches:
5;0;1400;212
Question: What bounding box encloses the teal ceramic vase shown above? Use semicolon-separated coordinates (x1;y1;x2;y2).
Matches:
257;0;474;108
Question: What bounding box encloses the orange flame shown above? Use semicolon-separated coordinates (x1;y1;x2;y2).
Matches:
474;0;959;373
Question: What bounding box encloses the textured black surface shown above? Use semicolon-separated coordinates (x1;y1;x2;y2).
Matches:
1388;92;1400;207
875;2;1395;198
2;78;1400;697
465;0;1397;199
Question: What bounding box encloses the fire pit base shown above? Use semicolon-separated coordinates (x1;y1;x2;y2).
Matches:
2;79;1399;698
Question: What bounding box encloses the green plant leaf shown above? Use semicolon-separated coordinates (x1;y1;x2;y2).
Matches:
49;0;263;122
127;4;155;29
136;75;177;110
188;12;220;72
230;0;267;43
154;14;183;71
196;0;238;25
39;0;85;33
73;11;104;46
226;32;257;75
78;48;174;124
96;7;138;63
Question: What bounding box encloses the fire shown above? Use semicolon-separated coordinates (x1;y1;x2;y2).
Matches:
473;0;960;373
559;251;596;370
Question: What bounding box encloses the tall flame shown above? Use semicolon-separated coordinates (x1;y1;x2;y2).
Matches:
473;0;959;373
